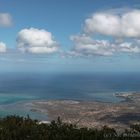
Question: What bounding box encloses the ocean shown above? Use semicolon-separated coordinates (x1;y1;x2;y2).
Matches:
0;72;140;119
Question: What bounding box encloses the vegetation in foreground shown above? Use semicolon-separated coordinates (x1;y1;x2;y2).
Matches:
0;115;140;140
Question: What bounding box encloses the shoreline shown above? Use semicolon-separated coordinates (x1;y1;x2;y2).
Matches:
0;90;136;106
25;92;140;130
0;92;139;130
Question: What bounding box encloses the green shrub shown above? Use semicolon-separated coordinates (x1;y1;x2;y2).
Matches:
0;115;139;140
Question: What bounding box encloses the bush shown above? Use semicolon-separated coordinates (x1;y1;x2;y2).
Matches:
0;115;139;140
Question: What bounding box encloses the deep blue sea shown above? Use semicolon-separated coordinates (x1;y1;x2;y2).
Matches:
0;72;140;119
0;72;140;103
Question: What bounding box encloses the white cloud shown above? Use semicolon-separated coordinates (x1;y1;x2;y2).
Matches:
0;13;12;27
27;47;58;54
0;42;6;53
84;9;140;38
17;28;58;54
118;42;140;53
85;13;120;36
70;34;140;57
69;9;140;57
70;34;115;56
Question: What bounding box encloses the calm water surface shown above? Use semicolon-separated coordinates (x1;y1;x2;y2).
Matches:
0;72;140;119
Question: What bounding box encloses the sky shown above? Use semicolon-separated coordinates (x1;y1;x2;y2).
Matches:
1;0;140;73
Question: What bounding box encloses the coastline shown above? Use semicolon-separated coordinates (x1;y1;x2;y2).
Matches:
25;92;140;130
0;92;140;130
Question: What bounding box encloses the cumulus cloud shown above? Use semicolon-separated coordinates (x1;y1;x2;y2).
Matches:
0;13;12;27
118;42;140;53
0;42;6;53
17;28;58;54
70;34;140;56
70;34;115;56
69;9;140;57
84;10;140;38
85;13;120;37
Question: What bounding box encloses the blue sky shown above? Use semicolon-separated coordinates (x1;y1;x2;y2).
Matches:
1;0;140;72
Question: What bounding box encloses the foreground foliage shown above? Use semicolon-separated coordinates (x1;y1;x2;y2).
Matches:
0;115;139;140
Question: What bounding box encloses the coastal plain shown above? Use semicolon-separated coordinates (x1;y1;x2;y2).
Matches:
26;93;140;130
